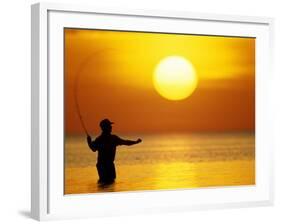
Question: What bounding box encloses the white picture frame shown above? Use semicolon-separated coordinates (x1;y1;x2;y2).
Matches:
31;2;274;221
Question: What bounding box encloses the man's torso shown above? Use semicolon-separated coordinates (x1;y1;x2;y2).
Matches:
94;134;121;164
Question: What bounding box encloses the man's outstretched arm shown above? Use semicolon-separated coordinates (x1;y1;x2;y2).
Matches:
118;138;142;146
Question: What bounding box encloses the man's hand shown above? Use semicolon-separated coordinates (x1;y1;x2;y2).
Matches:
87;135;92;146
136;138;142;144
87;135;91;142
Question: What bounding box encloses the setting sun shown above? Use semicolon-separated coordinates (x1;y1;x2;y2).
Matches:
153;56;198;101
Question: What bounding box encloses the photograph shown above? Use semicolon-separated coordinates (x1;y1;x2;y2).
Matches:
64;28;255;195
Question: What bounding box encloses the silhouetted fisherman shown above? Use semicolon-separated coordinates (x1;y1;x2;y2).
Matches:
87;119;142;184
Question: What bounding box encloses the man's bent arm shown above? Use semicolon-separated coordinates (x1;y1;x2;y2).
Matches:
87;135;97;152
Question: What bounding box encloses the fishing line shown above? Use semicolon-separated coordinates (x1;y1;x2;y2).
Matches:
73;48;114;136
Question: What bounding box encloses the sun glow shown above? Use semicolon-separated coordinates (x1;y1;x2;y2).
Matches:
153;56;198;101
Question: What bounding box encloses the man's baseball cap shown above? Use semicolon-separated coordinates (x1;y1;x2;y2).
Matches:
99;119;114;128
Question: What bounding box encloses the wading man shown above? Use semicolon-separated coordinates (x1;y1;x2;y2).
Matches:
87;119;142;184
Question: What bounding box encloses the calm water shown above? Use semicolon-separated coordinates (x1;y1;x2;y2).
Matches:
64;133;255;194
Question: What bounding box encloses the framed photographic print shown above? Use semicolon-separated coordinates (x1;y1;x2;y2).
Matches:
31;2;274;221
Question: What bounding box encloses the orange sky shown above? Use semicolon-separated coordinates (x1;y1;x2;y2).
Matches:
64;29;255;135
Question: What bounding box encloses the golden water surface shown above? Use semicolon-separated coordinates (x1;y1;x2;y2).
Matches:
64;133;255;194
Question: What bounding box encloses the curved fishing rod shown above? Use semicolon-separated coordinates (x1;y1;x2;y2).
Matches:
73;48;114;136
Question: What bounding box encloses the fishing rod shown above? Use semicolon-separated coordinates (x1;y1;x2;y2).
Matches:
73;49;114;136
